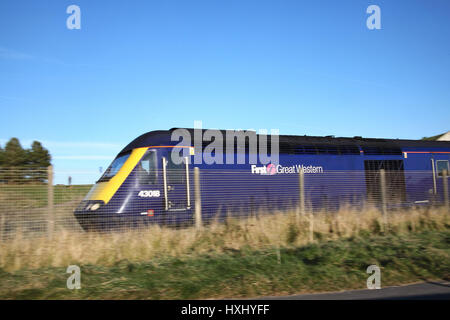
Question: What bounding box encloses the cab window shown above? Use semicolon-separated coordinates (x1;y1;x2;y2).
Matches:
137;150;158;184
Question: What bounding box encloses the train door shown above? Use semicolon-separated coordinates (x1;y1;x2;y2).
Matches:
162;155;191;211
433;158;450;203
135;149;161;213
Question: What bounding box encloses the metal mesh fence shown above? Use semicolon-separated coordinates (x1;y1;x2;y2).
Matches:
0;166;449;273
0;167;448;239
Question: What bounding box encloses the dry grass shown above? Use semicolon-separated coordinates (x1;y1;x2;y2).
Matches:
0;206;448;272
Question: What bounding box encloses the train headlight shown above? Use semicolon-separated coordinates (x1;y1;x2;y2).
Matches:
90;203;101;211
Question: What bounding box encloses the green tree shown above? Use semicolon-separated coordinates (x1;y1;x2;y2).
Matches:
27;141;51;167
0;144;4;182
0;144;4;166
0;138;52;183
2;138;27;183
3;138;26;167
26;141;51;183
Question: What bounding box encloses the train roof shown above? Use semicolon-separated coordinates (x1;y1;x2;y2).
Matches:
120;128;450;155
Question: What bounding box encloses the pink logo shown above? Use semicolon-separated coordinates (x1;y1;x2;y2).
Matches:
266;163;277;175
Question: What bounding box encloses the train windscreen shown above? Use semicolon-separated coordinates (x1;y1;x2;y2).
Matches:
97;152;131;182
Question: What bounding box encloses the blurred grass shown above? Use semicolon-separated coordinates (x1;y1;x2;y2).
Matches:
0;230;448;299
0;206;448;272
0;206;448;299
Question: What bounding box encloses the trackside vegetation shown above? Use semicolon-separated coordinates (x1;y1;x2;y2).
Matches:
0;207;448;299
0;230;448;299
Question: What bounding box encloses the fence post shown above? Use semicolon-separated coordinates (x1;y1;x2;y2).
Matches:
298;170;305;223
47;165;54;239
194;167;202;229
0;213;4;241
297;169;312;241
443;169;449;208
379;169;388;231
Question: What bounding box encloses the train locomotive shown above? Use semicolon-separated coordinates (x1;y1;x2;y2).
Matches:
74;128;450;230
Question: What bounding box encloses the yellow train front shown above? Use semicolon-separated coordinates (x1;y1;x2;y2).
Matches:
74;130;194;230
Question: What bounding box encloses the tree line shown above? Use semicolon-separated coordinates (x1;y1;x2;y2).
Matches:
0;138;51;184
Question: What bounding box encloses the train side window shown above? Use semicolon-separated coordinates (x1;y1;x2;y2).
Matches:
436;160;449;177
138;150;158;184
167;156;185;184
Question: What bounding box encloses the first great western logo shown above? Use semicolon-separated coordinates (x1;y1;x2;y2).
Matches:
251;164;324;175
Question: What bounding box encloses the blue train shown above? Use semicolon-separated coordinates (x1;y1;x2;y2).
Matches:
74;128;450;230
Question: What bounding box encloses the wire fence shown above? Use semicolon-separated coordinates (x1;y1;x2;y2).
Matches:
0;167;90;239
1;166;449;273
0;167;449;240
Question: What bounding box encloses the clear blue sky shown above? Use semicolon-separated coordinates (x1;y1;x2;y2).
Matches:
1;0;449;184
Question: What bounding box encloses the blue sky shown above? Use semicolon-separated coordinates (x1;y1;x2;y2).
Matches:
1;0;449;184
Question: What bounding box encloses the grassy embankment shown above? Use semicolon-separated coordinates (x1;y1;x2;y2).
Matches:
0;184;91;208
0;206;449;299
0;184;91;235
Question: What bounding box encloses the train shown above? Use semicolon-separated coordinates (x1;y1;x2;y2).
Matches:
74;128;450;230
